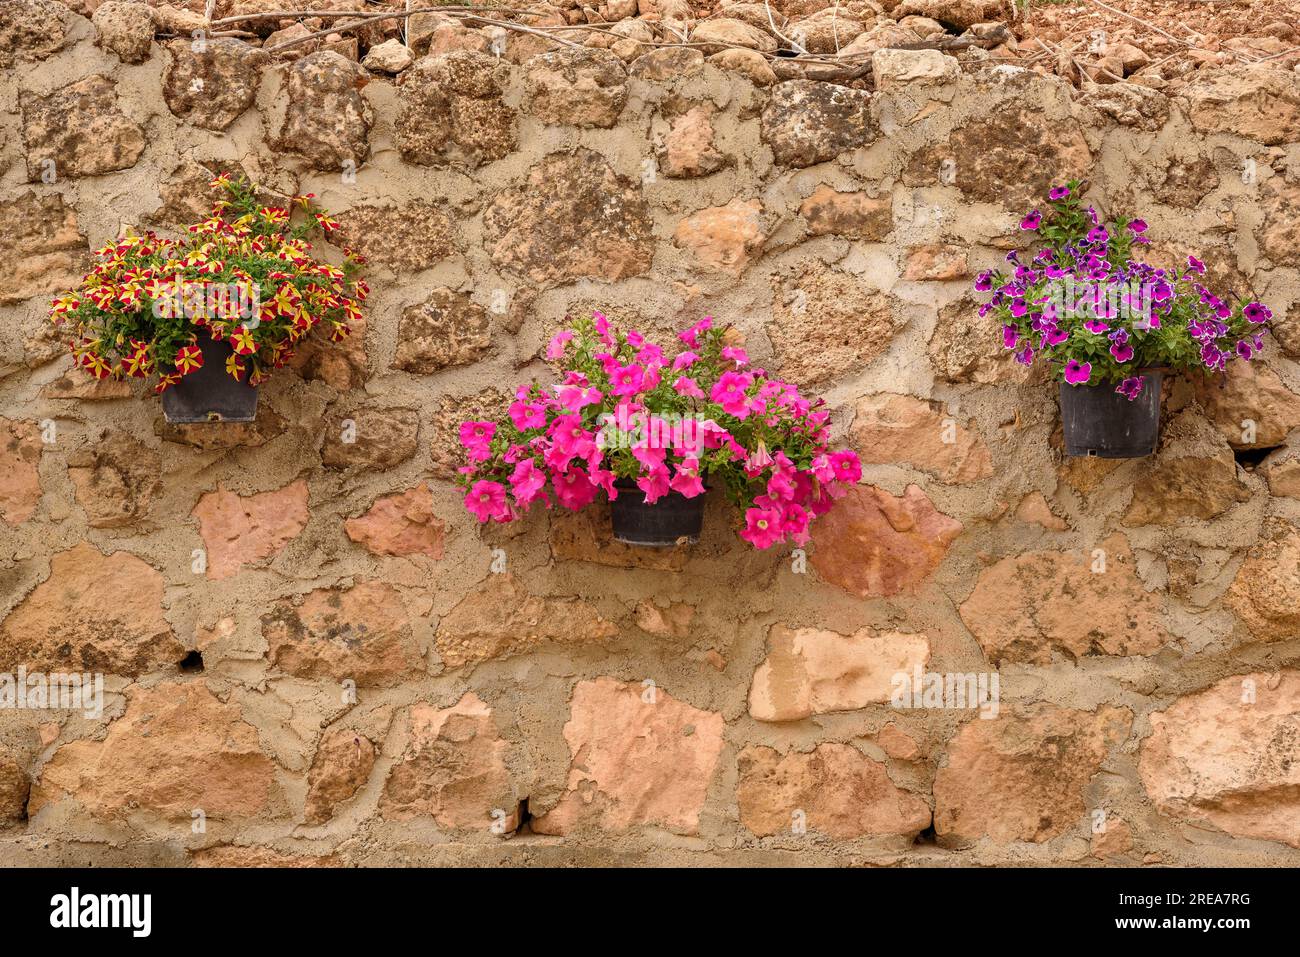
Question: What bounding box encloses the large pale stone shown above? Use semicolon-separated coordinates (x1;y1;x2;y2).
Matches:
21;75;145;181
1139;671;1300;848
0;191;88;307
1225;523;1300;640
749;625;930;722
162;39;265;131
330;201;455;274
872;48;958;88
894;0;1006;30
673;199;766;276
1183;64;1300;146
958;534;1166;664
692;17;777;55
262;580;425;687
380;693;517;830
0;543;184;675
531;677;725;835
810;484;962;598
66;432;160;529
277;51;371;170
850;394;992;484
304;729;377;825
345;484;445;559
30;682;276;821
191;480;310;580
737;743;931;839
524;47;628;128
656;104;726;179
434;575;617;668
393;288;492;373
0;417;42;525
768;264;903;384
761;80;876;168
397;51;516;167
484;150;654;286
1259;177;1300;268
933;704;1132;844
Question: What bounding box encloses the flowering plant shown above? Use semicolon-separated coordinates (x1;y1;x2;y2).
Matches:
457;313;863;550
48;174;367;392
974;180;1273;400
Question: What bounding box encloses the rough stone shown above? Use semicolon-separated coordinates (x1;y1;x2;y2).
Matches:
330;201;455;274
67;430;162;528
277;51;371;169
708;48;776;86
800;185;892;240
673;199;767;276
692;18;778;55
0;418;43;525
1192;363;1300;450
434;575;618;668
1225;523;1300;640
0;0;66;68
928;295;1030;384
393;288;492;374
850;393;993;484
872;48;958;87
1140;671;1300;848
532;677;725;835
657;104;727;178
21;75;146;181
768;264;903;384
0;755;29;822
933;704;1132;844
749;625;930;721
904;243;969;281
380;693;516;829
321;407;419;471
304;729;376;824
1258;177;1300;268
162;39;265;132
737;743;931;839
397;51;516;167
550;505;690;571
363;38;413;73
91;1;153;63
1122;449;1249;526
894;0;1006;30
761;80;876;168
0;191;88;307
959;534;1167;664
1183;64;1300;146
0;543;184;675
484;150;654;286
262;580;425;687
345;483;446;559
30;682;276;821
524;48;628;128
191;480;310;580
810;484;963;598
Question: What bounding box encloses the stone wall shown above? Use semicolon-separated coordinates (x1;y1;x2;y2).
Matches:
2;7;1300;867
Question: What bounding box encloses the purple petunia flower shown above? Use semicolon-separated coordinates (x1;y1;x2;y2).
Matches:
1002;325;1019;349
1244;302;1272;324
1116;376;1145;401
1087;226;1109;244
1127;219;1148;234
1110;341;1134;363
1186;255;1206;275
974;270;994;292
1049;185;1071;201
1021;210;1043;231
1064;359;1092;385
1083;320;1110;334
1015;345;1035;366
1237;340;1255;360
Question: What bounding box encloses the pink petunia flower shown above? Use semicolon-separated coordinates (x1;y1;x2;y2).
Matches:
465;480;509;523
459;421;496;462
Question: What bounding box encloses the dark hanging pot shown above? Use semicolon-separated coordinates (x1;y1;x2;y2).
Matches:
161;329;259;424
1059;369;1164;458
609;480;706;547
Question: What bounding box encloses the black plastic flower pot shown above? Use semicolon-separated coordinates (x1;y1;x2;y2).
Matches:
609;481;706;547
1059;370;1163;458
161;329;259;424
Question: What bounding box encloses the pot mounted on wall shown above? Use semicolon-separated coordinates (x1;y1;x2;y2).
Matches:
161;330;259;424
1060;369;1164;458
610;481;707;547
